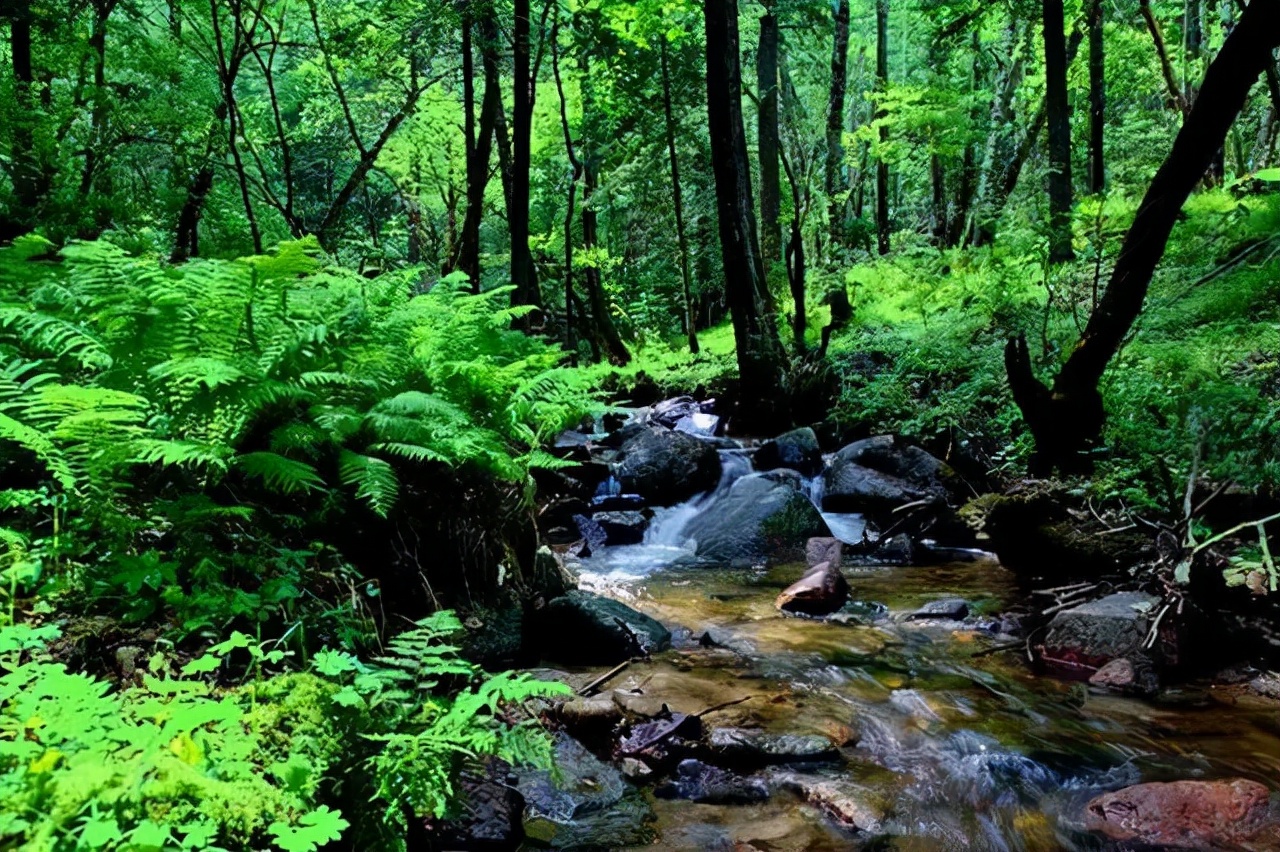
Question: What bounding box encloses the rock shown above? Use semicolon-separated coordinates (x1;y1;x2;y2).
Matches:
592;511;649;546
517;733;654;850
673;412;721;438
873;533;915;565
805;537;843;569
655;759;769;805
459;602;528;669
706;728;840;768
773;773;885;834
572;513;608;556
425;759;524;851
619;757;653;780
539;497;592;544
906;598;969;621
827;600;890;626
558;695;624;730
613;427;721;506
754;427;823;477
649;396;710;429
776;562;850;616
1040;592;1160;676
1088;658;1135;689
589;493;646;512
538;591;671;665
1249;671;1280;699
619;712;703;760
682;471;830;564
822;435;952;513
1084;779;1270;847
533;546;576;601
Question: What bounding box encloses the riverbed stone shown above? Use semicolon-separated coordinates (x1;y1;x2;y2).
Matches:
754;427;823;477
906;598;969;621
776;562;849;616
1084;778;1270;847
517;733;654;850
591;510;648;546
682;471;830;564
822;435;952;513
425;759;524;850
772;773;886;834
805;536;843;569
613;426;721;506
1040;591;1160;675
538;590;671;665
655;759;770;804
707;727;841;767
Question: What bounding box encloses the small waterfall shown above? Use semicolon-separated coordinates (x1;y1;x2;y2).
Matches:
580;448;751;577
802;469;871;546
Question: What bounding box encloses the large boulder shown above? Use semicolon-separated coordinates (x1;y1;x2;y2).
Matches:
1039;592;1162;676
822;435;953;513
754;427;823;477
423;759;524;850
613;427;721;506
538;590;671;665
1084;779;1270;847
681;471;830;564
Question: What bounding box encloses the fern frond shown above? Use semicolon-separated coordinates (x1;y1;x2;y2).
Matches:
338;450;399;518
234;452;325;495
0;412;76;490
131;439;234;473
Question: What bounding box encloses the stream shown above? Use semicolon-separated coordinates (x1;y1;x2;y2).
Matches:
542;452;1280;851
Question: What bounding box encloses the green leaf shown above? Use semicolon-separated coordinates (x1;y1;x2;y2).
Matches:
234;452;326;495
181;654;222;675
268;806;349;852
1255;168;1280;182
312;649;360;677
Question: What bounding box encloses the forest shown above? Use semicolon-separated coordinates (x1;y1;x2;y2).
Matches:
3;0;1280;848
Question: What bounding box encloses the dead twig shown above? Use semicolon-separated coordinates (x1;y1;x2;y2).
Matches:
578;660;630;696
694;695;753;718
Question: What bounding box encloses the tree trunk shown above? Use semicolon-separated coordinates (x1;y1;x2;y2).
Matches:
1043;0;1075;262
780;145;806;353
552;26;579;360
1139;0;1190;115
171;102;228;263
704;0;789;422
7;0;47;231
78;0;118;234
757;9;782;268
660;39;700;354
1006;0;1280;475
451;8;501;291
874;0;890;255
824;0;851;249
931;154;947;244
510;0;542;323
1087;0;1105;194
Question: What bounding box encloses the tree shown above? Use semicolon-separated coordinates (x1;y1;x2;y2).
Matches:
704;0;789;420
823;0;851;248
757;5;782;267
510;0;544;322
1043;0;1075;262
1087;0;1105;194
1006;0;1280;475
874;0;890;255
660;37;700;354
451;4;502;290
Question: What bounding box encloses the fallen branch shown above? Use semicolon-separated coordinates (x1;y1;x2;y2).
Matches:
694;695;753;718
578;660;630;696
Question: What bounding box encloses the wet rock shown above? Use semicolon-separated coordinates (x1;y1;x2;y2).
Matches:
619;757;653;780
1249;671;1280;699
425;759;524;851
539;497;593;545
517;733;654;850
1084;778;1270;848
1087;657;1161;695
619;712;703;761
873;533;915;565
591;510;648;546
589;492;646;512
776;562;850;616
805;536;843;569
538;591;671;665
906;599;969;621
673;412;721;438
773;773;885;833
552;429;594;461
683;471;830;564
754;427;823;477
656;759;769;804
649;396;711;429
706;727;841;768
1040;592;1160;676
459;602;527;669
827;600;890;626
613;426;721;506
822;436;952;513
558;695;624;731
572;513;609;556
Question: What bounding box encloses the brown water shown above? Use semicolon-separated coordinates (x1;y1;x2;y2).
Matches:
566;558;1280;851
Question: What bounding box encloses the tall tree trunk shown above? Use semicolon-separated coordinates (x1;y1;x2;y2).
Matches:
551;26;579;360
757;8;782;268
578;52;630;366
8;0;47;230
931;154;947;244
824;0;851;249
1139;0;1190;115
171;102;228;263
704;0;789;423
1043;0;1075;262
1087;0;1106;194
660;39;700;354
510;0;542;322
780;145;806;352
1006;0;1280;475
874;0;890;255
210;0;261;254
79;0;118;234
452;8;501;290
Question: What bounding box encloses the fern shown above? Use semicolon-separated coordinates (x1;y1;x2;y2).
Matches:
337;450;399;517
235;452;326;495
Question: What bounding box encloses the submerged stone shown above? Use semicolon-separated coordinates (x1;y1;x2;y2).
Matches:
775;562;849;616
1084;778;1270;848
539;590;671;665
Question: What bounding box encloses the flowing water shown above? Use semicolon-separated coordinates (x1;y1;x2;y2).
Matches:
562;456;1280;851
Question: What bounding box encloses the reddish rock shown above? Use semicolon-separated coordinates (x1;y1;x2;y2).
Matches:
776;562;849;616
1088;658;1135;689
805;537;843;569
1084;778;1270;847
